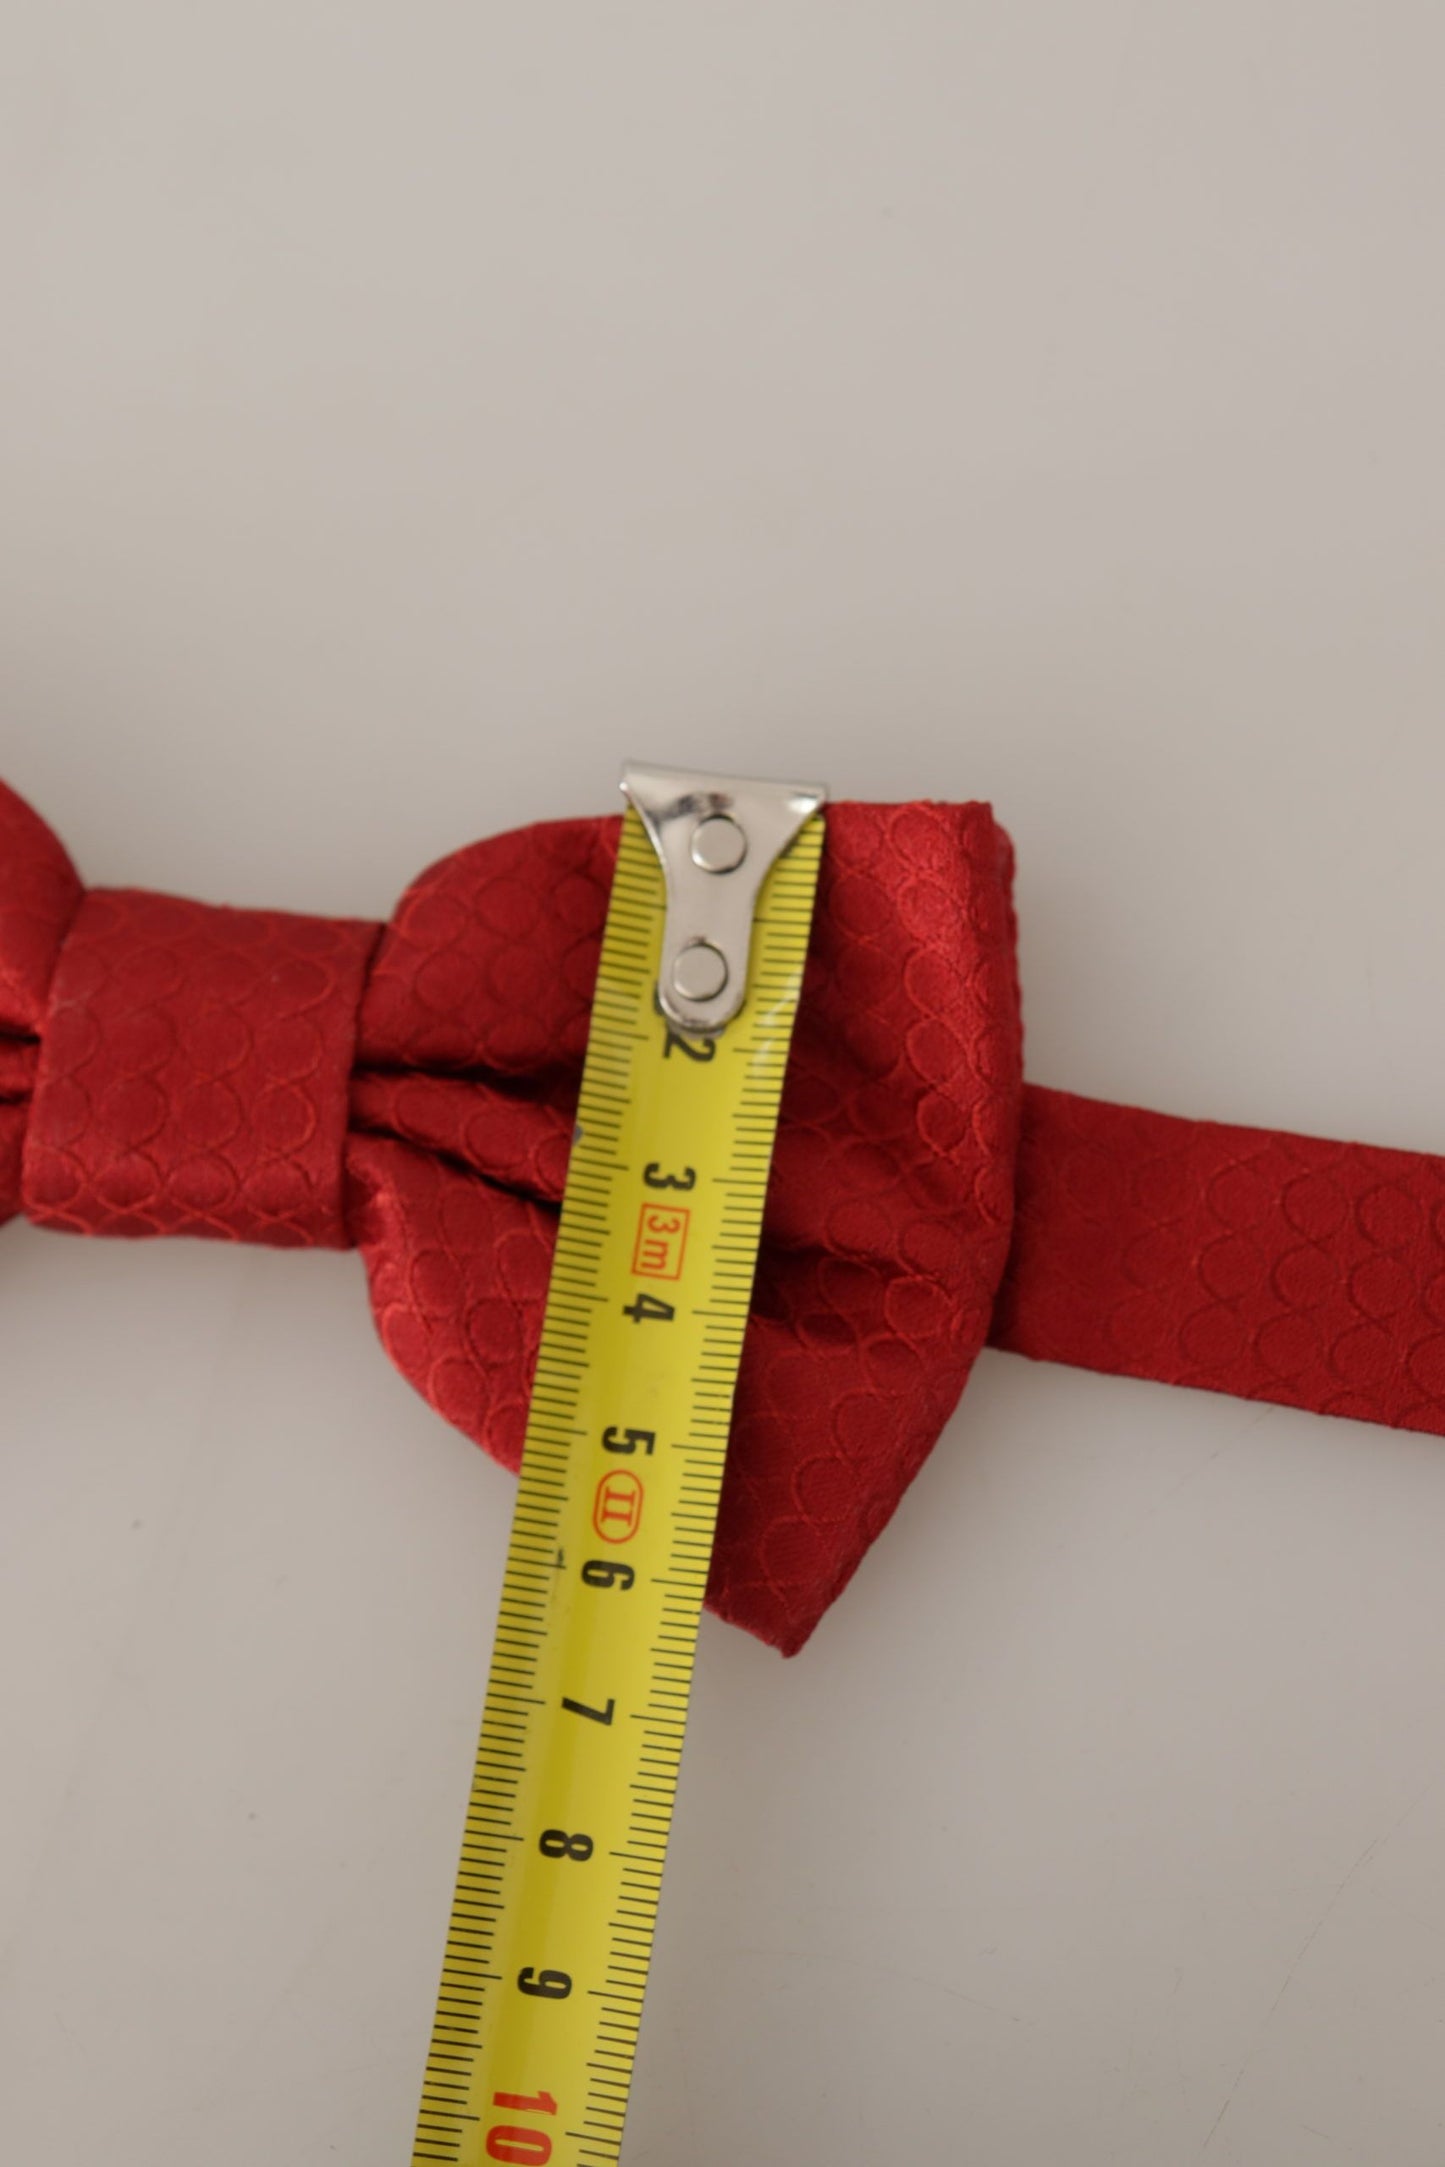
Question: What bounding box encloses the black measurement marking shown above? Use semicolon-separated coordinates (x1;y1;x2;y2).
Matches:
622;1292;674;1324
539;1828;595;1862
581;1560;635;1591
642;1162;696;1190
561;1695;616;1726
661;1027;715;1063
601;1426;655;1456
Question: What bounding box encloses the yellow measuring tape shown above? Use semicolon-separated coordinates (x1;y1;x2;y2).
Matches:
412;770;824;2167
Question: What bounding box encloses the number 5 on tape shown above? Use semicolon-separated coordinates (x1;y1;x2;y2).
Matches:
410;763;826;2166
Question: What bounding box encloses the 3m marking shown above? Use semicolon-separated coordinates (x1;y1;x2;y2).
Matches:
630;1202;690;1280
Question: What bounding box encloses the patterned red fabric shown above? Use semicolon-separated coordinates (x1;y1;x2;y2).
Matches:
991;1088;1445;1431
0;781;1020;1653
7;776;1445;1652
26;891;378;1245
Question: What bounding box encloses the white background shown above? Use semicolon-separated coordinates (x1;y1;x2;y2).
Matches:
4;7;1445;2162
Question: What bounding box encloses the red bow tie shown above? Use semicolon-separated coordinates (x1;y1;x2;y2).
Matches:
5;777;1445;1653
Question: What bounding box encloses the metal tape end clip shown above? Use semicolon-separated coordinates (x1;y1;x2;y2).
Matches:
620;762;827;1033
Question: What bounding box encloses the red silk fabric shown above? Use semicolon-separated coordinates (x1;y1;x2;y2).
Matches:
26;890;378;1245
992;1090;1445;1431
6;776;1445;1653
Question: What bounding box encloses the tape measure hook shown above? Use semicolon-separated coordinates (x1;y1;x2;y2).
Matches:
621;761;827;1034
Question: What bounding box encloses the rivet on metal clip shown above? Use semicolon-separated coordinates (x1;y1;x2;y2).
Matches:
621;762;827;1034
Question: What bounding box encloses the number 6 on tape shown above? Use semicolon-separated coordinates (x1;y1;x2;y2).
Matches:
410;763;825;2166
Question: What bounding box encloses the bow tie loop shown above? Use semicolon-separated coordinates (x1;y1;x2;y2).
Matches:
24;888;378;1245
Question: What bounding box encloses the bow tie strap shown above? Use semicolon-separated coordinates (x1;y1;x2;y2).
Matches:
995;1087;1445;1434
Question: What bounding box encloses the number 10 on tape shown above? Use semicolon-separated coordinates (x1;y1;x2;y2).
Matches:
411;766;826;2166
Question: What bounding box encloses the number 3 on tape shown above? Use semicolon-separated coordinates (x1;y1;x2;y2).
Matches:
411;764;825;2167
